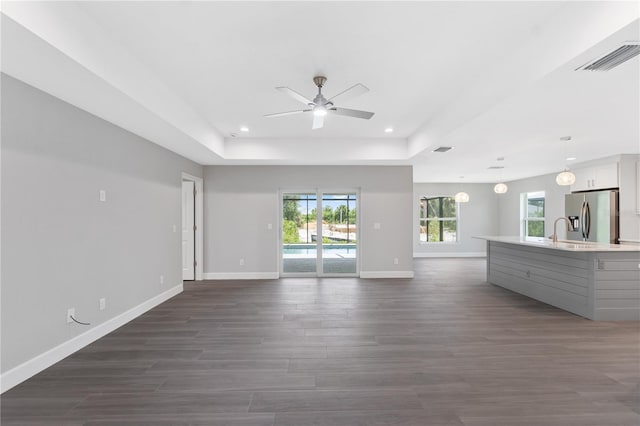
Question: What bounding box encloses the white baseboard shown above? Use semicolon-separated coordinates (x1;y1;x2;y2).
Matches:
360;270;414;279
0;283;183;394
413;252;486;258
203;272;279;280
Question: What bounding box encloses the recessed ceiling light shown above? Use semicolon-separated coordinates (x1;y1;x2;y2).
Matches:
384;127;394;133
566;156;577;161
240;126;249;132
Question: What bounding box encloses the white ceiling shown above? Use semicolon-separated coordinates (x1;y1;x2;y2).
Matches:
2;1;639;182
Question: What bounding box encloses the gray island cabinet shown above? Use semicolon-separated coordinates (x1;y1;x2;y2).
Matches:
476;237;640;321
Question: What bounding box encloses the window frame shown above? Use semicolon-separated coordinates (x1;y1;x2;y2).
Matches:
419;195;459;244
521;191;546;240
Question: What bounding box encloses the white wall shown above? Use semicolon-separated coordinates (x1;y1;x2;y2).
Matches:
1;75;202;387
413;183;498;257
497;172;570;237
203;166;414;277
615;154;640;243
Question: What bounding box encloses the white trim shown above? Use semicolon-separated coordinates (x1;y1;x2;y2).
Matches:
0;284;183;394
360;270;414;278
413;252;486;258
203;272;279;280
182;173;204;280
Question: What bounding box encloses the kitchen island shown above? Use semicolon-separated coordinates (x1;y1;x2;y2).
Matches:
476;236;640;321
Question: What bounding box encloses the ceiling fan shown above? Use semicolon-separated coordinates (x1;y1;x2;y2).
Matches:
264;76;374;129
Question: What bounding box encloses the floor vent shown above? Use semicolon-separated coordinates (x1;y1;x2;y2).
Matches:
576;42;640;71
432;146;453;153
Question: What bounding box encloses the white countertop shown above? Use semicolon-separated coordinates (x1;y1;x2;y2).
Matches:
474;236;640;252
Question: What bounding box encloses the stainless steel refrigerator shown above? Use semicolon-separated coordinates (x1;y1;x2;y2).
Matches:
565;190;619;243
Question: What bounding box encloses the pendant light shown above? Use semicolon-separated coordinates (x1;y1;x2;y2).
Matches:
454;192;470;203
556;136;576;186
556;170;576;186
494;183;508;194
493;157;508;194
455;176;470;203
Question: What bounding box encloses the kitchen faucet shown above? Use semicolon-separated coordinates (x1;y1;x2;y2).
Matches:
551;217;575;243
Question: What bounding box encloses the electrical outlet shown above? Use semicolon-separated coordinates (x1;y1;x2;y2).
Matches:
160;275;164;284
172;224;177;233
393;258;399;265
267;223;273;230
239;258;245;266
374;222;381;230
99;190;106;202
67;308;75;324
99;298;106;311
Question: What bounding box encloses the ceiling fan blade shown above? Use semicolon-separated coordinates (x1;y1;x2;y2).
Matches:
276;87;314;105
312;113;325;129
264;109;310;118
330;107;375;120
328;83;369;103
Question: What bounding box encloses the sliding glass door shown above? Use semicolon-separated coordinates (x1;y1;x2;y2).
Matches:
282;193;317;274
320;193;357;274
281;190;358;277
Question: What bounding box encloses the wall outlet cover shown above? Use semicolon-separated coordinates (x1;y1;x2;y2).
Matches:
99;298;106;311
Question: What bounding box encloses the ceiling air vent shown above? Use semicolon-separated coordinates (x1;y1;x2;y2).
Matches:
487;166;504;169
576;42;640;71
432;146;453;153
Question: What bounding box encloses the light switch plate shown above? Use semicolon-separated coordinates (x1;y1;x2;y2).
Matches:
99;190;106;202
374;223;381;230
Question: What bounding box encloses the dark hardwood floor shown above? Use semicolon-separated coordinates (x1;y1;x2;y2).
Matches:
2;258;639;425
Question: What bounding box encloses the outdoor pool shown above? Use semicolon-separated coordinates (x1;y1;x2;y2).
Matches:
283;244;356;257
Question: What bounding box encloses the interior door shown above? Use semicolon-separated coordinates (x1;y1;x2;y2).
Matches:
182;180;195;280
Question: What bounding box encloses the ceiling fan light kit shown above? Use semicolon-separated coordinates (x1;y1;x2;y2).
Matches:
265;76;375;129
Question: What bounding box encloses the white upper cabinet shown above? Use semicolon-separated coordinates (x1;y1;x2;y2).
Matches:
571;162;619;192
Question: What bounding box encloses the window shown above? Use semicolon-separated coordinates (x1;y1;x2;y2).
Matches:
419;196;458;242
521;191;545;239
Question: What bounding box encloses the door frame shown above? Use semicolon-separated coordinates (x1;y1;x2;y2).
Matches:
182;172;204;281
279;188;360;278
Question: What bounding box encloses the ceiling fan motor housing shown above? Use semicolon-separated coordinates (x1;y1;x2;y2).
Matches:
313;76;327;88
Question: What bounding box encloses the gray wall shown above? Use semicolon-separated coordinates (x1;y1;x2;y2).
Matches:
413;183;498;256
497;172;570;238
1;74;203;373
203;166;414;275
